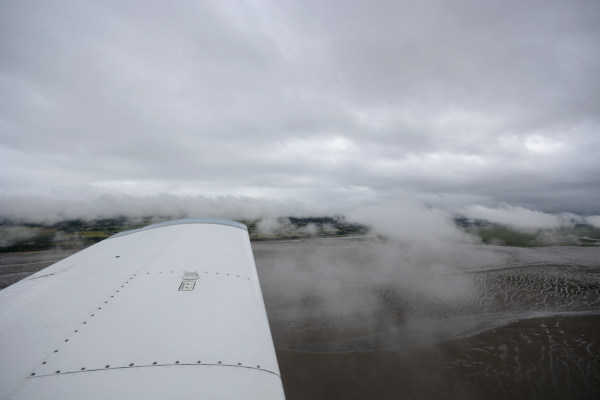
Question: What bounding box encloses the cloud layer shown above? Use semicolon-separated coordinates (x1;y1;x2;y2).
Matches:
1;0;599;214
462;203;600;230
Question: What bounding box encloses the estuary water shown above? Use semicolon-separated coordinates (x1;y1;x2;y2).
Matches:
253;237;600;399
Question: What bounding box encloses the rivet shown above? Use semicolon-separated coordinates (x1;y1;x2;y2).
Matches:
175;361;180;364
74;330;78;333
98;307;102;310
257;365;260;368
81;367;85;370
197;361;201;364
116;290;119;293
111;296;114;298
104;301;108;303
42;361;47;364
91;314;94;317
105;365;110;368
129;363;134;367
146;272;150;274
237;362;241;365
218;361;222;364
153;362;157;365
64;339;68;342
83;321;87;324
55;370;60;374
54;350;58;353
31;373;36;376
115;256;120;258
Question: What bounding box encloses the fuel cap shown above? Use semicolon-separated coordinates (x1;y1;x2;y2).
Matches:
182;271;199;280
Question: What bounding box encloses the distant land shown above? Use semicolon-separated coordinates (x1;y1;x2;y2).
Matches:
0;216;599;253
0;216;367;253
454;216;600;247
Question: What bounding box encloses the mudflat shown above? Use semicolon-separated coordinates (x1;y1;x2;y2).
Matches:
275;315;600;399
255;238;600;399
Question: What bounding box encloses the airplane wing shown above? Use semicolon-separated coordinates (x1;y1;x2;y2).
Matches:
0;218;285;399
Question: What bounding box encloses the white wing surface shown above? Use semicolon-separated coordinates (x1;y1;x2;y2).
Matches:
0;218;285;399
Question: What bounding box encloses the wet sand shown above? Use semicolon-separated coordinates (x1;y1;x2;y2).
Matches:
276;315;600;399
2;238;599;398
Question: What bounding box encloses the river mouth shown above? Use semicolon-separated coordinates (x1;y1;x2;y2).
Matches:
253;238;600;399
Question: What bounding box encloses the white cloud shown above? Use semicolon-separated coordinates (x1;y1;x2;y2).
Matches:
349;198;475;245
586;216;600;228
524;135;565;154
461;204;566;230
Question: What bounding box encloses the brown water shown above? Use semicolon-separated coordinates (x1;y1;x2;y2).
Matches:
275;315;599;399
0;249;79;289
253;238;600;399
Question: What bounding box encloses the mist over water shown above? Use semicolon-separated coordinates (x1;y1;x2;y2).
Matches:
255;238;600;398
250;201;600;399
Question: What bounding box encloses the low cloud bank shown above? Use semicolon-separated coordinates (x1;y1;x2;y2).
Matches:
257;218;323;237
0;193;324;224
461;203;600;230
586;215;600;229
2;194;599;238
342;200;488;300
349;200;475;245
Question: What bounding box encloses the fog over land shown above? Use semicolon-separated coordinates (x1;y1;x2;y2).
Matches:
2;193;600;230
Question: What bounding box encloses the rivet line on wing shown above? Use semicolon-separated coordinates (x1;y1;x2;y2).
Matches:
30;272;138;376
30;269;256;376
29;361;280;378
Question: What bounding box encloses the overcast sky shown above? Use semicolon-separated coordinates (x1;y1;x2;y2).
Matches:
1;0;599;220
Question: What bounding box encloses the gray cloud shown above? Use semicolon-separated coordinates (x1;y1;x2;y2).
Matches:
461;203;578;230
0;0;599;215
0;192;327;224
